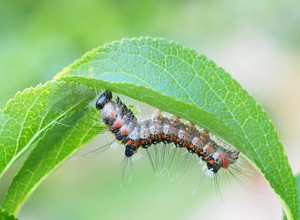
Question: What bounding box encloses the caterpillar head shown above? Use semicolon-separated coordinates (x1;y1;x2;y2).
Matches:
96;90;112;110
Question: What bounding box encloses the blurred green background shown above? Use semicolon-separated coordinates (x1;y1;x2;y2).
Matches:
1;0;300;219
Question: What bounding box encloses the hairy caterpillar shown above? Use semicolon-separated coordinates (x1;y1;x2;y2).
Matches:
96;90;239;174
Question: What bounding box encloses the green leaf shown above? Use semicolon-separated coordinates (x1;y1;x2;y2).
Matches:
284;173;300;220
57;37;298;219
0;81;105;213
0;209;17;220
296;173;300;217
0;37;297;219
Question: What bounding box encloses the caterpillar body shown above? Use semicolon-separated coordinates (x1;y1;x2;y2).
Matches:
96;90;239;174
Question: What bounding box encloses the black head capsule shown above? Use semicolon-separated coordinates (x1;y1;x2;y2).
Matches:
125;145;135;157
96;90;113;110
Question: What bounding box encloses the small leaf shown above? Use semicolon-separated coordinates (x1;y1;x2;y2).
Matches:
0;81;104;213
296;173;300;218
0;209;17;220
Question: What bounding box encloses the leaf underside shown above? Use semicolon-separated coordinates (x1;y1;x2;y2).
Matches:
0;37;298;219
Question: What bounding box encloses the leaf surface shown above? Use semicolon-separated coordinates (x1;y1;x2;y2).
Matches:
1;37;297;219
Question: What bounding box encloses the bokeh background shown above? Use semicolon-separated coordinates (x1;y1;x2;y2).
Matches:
1;0;299;219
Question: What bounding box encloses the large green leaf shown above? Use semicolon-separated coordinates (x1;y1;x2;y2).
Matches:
0;37;297;219
58;37;298;219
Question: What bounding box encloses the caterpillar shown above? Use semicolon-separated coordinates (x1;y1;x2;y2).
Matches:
96;90;239;174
